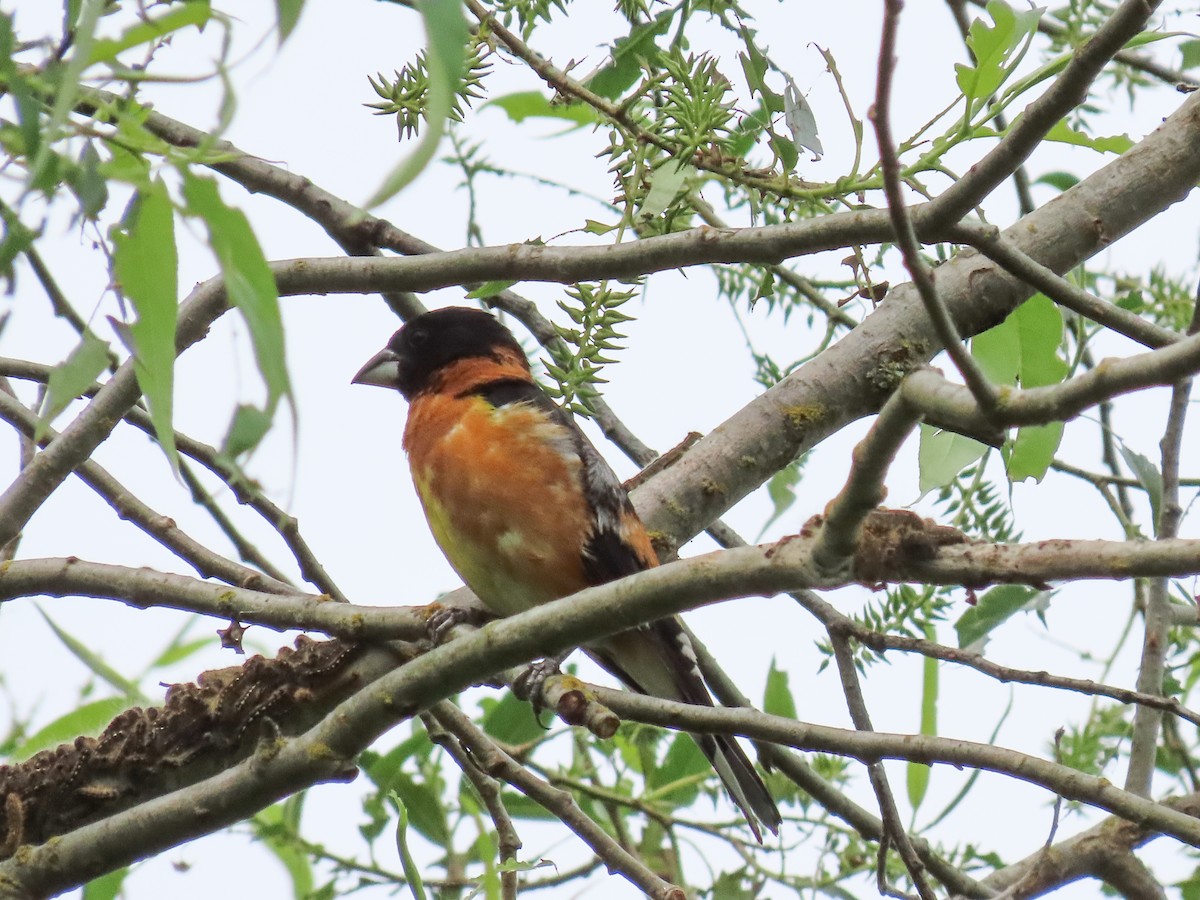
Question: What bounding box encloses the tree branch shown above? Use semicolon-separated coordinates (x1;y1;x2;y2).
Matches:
0;558;430;640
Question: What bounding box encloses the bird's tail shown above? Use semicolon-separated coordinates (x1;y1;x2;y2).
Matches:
587;619;781;841
697;730;780;842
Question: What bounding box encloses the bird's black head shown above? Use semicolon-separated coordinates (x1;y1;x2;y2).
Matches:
352;307;529;399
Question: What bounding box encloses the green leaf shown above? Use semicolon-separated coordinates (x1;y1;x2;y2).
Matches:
972;293;1067;483
485;91;598;125
88;1;212;65
906;626;938;813
37;331;110;441
586;10;672;100
12;696;133;760
769;130;799;173
1034;170;1079;192
918;426;988;495
709;870;764;900
1122;30;1189;51
637;159;690;220
470;828;500;897
390;774;449;846
221;403;274;460
465;279;517;299
498;790;559;821
1181;39;1200;71
738;27;784;114
480;691;545;744
361;729;434;791
64;0;84;33
971;322;1019;385
955;584;1049;651
275;0;305;41
100;143;152;186
392;799;429;900
67;140;110;220
756;459;804;540
1007;421;1063;483
364;0;468;207
0;13;42;164
255;802;314;899
0;208;35;284
37;606;146;700
1008;294;1069;386
148;636;210;670
955;1;1041;109
1044;119;1133;155
921;688;1013;830
648;732;706;808
83;867;129;900
112;178;180;474
183;173;291;432
33;0;104;192
763;657;797;720
582;219;618;235
1120;445;1163;528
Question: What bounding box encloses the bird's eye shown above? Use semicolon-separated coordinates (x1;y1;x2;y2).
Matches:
407;328;429;348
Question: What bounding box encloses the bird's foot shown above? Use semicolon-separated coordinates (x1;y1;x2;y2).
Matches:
512;654;567;711
423;603;482;645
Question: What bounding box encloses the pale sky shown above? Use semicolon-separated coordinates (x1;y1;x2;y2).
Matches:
2;1;1198;897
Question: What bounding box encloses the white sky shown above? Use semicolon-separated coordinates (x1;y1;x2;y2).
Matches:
2;1;1199;897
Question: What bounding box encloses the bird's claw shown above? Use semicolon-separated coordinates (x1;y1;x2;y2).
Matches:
512;656;565;716
425;604;474;645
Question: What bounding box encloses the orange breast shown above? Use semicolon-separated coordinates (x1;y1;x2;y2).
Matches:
404;391;592;616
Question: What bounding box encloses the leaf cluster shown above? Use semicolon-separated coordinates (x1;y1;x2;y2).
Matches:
366;36;493;140
543;282;636;416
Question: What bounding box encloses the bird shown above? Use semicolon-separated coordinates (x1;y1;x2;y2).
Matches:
353;305;780;841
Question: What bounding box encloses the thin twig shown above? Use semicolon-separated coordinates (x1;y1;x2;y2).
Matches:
0;390;292;593
829;628;936;900
872;0;998;411
422;709;522;900
20;241;120;370
0;357;347;599
462;0;816;200
951;222;1179;350
0;271;230;549
585;687;1200;847
1051;458;1200;491
1124;284;1199;796
16;235;316;589
0;378;35;563
426;701;685;900
1094;355;1140;528
788;586;1200;727
690;194;858;329
0;557;431;639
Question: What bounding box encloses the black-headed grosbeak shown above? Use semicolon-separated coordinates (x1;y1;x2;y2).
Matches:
353;306;780;840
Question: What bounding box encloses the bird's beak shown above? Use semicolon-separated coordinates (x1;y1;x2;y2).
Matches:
352;348;403;389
